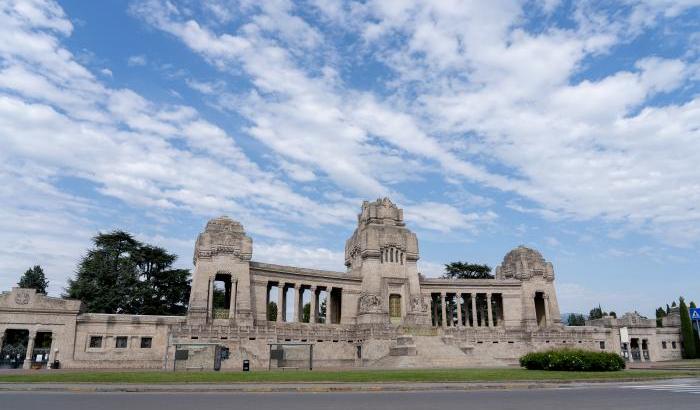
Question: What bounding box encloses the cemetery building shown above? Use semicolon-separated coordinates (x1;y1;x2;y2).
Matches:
0;198;683;370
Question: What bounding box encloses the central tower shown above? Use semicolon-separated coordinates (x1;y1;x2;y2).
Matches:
345;198;430;325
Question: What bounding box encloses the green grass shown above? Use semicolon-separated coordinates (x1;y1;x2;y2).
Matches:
0;368;698;384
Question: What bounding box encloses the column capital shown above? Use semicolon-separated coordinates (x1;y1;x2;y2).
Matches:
440;291;446;296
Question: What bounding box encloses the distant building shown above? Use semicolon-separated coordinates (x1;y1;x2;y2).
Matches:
0;198;682;370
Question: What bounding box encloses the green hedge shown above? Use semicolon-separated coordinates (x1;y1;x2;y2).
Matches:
520;348;626;371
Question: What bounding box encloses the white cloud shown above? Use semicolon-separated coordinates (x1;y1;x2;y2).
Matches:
127;54;147;66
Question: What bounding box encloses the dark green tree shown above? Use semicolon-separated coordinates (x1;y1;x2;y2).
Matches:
679;297;697;359
133;245;190;315
18;265;49;294
609;311;617;318
442;262;493;279
690;301;700;358
65;231;140;313
567;313;586;326
267;301;278;321
302;302;310;323
656;306;668;327
65;231;190;315
588;304;607;320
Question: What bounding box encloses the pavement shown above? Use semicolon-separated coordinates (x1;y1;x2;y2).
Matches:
2;380;700;410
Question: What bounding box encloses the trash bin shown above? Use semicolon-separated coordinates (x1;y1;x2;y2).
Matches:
242;359;250;371
51;360;60;369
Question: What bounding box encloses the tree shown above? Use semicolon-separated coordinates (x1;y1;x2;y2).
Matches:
267;301;278;321
691;301;700;358
65;231;190;315
442;262;494;279
589;304;606;320
608;311;617;318
302;302;311;323
679;297;697;359
18;265;49;294
567;313;586;326
656;307;666;327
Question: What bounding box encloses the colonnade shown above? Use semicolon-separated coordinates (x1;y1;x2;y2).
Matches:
431;291;503;328
268;282;342;324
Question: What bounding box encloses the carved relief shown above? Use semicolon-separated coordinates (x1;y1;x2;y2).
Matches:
410;295;430;313
358;293;383;313
14;290;30;305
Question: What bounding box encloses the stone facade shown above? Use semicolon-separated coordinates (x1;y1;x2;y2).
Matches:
0;198;683;370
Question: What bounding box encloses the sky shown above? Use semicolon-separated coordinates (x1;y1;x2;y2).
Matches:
1;0;699;317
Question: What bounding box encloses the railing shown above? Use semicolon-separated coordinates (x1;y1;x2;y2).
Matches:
212;309;230;319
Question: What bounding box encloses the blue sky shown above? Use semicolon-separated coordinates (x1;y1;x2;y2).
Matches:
1;0;699;316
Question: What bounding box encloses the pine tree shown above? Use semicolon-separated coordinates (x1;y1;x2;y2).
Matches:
690;301;700;358
17;265;49;294
679;297;696;359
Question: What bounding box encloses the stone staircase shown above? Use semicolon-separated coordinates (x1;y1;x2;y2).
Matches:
369;335;495;368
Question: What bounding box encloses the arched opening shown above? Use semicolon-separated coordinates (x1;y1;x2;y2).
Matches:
389;294;401;324
534;292;547;327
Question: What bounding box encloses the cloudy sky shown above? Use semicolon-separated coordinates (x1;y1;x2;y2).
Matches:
1;0;699;316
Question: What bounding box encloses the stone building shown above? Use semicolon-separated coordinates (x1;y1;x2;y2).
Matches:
0;198;683;370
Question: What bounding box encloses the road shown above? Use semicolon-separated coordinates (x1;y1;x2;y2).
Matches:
2;381;700;410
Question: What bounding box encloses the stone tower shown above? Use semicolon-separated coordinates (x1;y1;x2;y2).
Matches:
345;198;430;325
495;246;561;329
188;216;254;326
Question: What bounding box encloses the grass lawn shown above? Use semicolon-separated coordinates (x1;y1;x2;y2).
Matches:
0;368;698;384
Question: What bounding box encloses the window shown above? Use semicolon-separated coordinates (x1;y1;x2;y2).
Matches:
89;336;102;348
599;341;605;349
389;294;401;318
115;336;128;348
662;341;667;349
140;337;152;348
672;341;677;349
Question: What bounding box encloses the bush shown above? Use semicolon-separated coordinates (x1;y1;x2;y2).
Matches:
519;348;625;371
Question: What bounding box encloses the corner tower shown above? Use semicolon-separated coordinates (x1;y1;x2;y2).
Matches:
188;216;253;326
345;198;430;325
495;246;561;329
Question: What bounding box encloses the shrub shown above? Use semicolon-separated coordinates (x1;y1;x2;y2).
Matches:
519;348;625;371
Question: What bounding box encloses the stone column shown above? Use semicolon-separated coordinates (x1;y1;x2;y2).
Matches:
0;330;5;349
440;292;447;328
207;276;215;320
487;293;493;328
277;283;285;323
326;286;333;324
23;331;36;369
228;279;238;320
544;294;552;327
293;284;301;322
471;293;478;327
310;286;318;324
456;293;463;327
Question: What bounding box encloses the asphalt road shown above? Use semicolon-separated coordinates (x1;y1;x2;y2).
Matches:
2;382;700;410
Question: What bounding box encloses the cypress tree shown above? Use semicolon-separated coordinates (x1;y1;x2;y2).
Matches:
679;297;696;359
18;265;49;294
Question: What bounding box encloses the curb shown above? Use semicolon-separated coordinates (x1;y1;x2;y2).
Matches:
1;378;697;393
